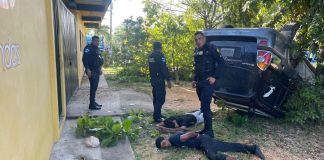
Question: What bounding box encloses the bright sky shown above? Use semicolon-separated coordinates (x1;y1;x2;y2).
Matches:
102;0;145;31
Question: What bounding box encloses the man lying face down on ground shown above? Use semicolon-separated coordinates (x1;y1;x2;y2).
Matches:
155;131;265;160
156;110;204;133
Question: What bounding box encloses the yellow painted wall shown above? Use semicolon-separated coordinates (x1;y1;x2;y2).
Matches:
46;0;62;141
73;11;87;85
0;0;58;159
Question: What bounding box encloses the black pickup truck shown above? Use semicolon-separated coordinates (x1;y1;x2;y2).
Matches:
206;24;312;118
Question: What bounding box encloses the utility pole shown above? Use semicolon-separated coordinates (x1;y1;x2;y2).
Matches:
109;1;113;50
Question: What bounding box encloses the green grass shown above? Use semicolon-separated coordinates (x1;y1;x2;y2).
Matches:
130;110;261;160
129;106;321;160
106;72;324;160
104;67;149;83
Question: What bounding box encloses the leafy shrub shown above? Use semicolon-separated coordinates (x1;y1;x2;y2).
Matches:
227;112;248;127
76;114;140;147
128;109;144;123
116;65;149;82
285;76;324;125
101;51;110;68
215;99;226;110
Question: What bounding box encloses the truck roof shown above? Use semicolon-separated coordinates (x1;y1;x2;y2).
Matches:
204;28;279;39
204;27;288;55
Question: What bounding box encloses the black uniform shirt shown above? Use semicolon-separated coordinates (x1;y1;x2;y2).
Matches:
82;44;103;71
148;51;171;81
193;43;224;81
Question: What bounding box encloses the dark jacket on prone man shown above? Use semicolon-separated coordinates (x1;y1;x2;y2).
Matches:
155;132;265;160
163;110;204;128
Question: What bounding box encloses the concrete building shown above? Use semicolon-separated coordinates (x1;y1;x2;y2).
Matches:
0;0;111;159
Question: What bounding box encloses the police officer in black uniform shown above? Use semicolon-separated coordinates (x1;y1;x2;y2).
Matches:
192;31;224;138
82;36;104;110
148;42;172;122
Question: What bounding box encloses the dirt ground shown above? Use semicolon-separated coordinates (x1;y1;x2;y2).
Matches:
109;80;324;160
164;84;202;112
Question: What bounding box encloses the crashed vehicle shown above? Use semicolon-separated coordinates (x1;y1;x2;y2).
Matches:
206;24;315;118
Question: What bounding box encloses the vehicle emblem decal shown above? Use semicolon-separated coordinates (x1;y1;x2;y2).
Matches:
263;86;275;98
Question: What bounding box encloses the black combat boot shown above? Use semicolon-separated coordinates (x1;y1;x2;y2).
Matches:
89;104;101;110
197;118;214;138
94;102;102;107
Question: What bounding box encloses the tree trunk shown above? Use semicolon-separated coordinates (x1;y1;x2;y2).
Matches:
175;68;180;84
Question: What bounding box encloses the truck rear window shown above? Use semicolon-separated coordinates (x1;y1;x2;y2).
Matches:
206;36;257;42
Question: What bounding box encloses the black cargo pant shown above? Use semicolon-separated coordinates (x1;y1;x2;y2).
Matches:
89;70;100;106
151;78;166;121
196;80;215;132
199;135;256;160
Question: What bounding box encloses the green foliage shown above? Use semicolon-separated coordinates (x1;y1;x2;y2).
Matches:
75;114;140;147
145;3;196;82
128;109;144;123
101;51;110;68
215;99;226;110
182;0;324;55
227;112;248;127
109;17;150;81
182;0;220;29
274;0;324;59
127;112;161;138
149;129;160;137
95;25;109;44
116;65;149;82
76;114;92;137
108;0;324;124
110;0;324;82
110;1;198;82
110;17;148;67
285;77;324;125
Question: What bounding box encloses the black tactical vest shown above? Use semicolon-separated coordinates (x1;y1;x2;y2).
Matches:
194;44;217;81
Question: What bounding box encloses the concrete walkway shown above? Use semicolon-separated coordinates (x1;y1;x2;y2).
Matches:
50;75;153;160
67;75;153;118
66;75;122;118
